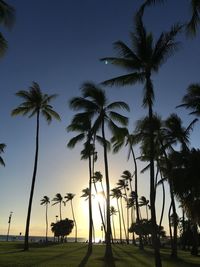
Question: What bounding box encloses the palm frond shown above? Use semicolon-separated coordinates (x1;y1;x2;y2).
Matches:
101;72;145;87
107;101;130;112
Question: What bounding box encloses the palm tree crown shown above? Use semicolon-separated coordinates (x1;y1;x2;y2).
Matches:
11;82;61;122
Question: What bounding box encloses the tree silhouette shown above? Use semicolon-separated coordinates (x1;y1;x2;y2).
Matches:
11;82;60;251
40;196;50;242
52;193;63;221
64;193;77;242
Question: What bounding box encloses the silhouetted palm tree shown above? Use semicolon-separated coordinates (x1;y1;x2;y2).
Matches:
67;117;94;253
177;83;200;118
139;196;149;220
11;82;60;251
0;143;6;166
52;193;63;221
101;10;180;267
40;196;50;242
110;188;122;243
110;206;117;242
117;178;129;243
64;193;77;242
81;187;95;244
92;172;106;236
70;82;129;260
0;0;15;57
112;129;143;248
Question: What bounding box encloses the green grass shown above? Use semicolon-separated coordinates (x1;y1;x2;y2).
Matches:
0;242;199;267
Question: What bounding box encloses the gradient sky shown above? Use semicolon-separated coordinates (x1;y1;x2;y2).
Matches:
0;0;200;240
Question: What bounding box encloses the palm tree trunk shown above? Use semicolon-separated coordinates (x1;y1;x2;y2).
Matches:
147;75;162;267
131;206;136;245
111;216;116;241
117;199;122;243
131;146;143;249
70;200;77;242
120;197;127;242
59;202;62;221
159;139;177;259
88;154;93;253
124;188;129;244
46;204;48;243
24;111;40;251
159;177;165;228
93;182;106;235
102;121;113;260
168;202;173;250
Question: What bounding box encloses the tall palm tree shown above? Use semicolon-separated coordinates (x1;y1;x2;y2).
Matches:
0;0;15;57
0;143;6;166
64;193;77;242
67;117;94;253
101;10;180;267
110;206;117;242
40;196;50;242
52;193;63;221
11;82;60;251
69;82;129;260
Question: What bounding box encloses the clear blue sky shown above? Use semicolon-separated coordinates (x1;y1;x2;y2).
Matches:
0;0;199;239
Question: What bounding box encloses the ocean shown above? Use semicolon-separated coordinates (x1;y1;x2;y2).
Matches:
0;235;87;243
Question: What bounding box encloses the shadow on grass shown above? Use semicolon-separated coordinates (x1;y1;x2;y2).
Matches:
113;245;150;267
78;250;92;267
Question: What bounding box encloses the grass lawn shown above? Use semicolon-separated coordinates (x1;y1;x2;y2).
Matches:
0;242;199;267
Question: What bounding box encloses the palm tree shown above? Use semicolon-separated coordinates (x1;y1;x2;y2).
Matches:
0;143;6;166
67;117;94;253
177;83;200;118
110;188;122;243
81;187;95;244
64;193;77;242
139;196;149;220
110;206;117;242
117;178;129;243
101;10;180;267
92;172;106;236
40;196;50;242
69;82;129;260
11;82;60;251
0;0;15;57
52;193;63;221
112;129;143;248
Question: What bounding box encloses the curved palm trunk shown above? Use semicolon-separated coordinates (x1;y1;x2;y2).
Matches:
24;111;40;251
45;204;48;243
88;155;93;253
147;75;162;267
168;202;173;248
120;197;127;242
70;200;77;242
116;199;122;243
131;146;143;249
159;177;165;229
102;121;113;260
